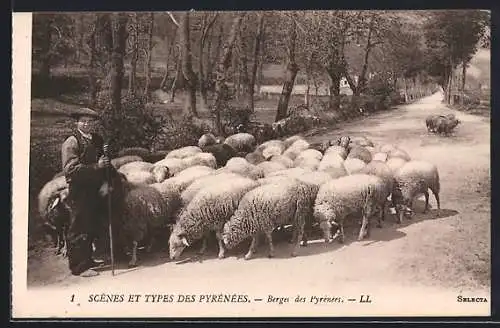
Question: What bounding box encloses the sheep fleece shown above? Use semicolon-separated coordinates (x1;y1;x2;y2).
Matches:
223;181;311;249
314;174;386;225
173;178;259;244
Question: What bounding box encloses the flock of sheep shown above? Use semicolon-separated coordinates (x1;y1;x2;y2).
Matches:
38;130;442;268
425;113;461;135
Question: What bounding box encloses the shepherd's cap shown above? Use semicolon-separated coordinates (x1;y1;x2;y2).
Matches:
69;107;101;120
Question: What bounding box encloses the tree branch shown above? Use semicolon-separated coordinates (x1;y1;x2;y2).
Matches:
166;12;180;27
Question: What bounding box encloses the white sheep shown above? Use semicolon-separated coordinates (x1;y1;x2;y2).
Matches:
266;167;312;178
344;158;367;175
180;172;246;205
121;170;157;186
222;180;313;260
198;133;218;149
269;154;295;168
349;136;374;148
372;152;388;162
295;149;323;163
174;165;215;179
257;161;288;176
245;150;266;165
257;139;286;159
221;157;264;180
347;146;372;164
283;135;305;149
360;161;395;227
118;161;154;174
386;157;408;174
377;143;398;154
224;133;257;153
182;152;217;169
324;145;348;160
392;160;441;223
387;147;411;162
111;155;144;169
313;174;387;243
118;160;170;183
165;146;203;159
154;158;187;176
257;175;297;186
282;139;310;160
318;152;345;172
169;177;259;260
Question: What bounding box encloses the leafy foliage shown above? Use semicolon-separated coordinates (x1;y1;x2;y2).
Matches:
99;95;168;152
423;10;490;88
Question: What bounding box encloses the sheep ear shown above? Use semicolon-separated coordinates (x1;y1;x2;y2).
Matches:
181;236;190;247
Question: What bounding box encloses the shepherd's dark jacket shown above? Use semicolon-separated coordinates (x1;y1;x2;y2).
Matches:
61;131;104;186
61;130;107;274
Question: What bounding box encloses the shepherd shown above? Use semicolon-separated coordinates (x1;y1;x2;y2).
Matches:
61;107;113;277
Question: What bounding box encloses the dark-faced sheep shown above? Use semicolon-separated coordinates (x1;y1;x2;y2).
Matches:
99;174;171;268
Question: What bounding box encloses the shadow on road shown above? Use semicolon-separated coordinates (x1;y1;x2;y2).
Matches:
91;198;460;273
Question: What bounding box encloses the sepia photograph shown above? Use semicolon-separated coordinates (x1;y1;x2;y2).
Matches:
12;9;491;318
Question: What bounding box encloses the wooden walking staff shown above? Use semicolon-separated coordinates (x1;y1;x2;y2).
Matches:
103;142;115;276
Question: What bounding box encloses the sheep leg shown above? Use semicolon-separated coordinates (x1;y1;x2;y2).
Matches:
198;232;210;255
288;226;296;244
423;190;430;213
145;237;155;253
432;189;441;211
215;231;226;259
55;228;63;255
264;230;275;258
337;222;345;244
358;209;371;241
377;201;386;228
244;235;258;260
128;240;139;268
60;226;68;258
291;222;305;257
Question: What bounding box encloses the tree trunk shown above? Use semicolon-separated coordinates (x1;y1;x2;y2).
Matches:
159;36;176;90
198;16;208;111
275;18;298;122
327;71;341;111
232;53;240;100
76;14;85;62
170;48;182;103
143;13;154;102
39;15;53;82
128;13;139;96
88;15;99;107
357;22;375;96
198;13;218;111
248;13;265;112
256;33;265;94
207;23;223;90
238;25;250;108
213;14;245;135
179;12;197;116
304;71;311;107
461;60;467;105
110;13;128;114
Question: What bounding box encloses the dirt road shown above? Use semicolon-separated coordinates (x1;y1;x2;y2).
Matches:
22;91;491;317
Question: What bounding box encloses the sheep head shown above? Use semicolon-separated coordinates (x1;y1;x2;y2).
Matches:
168;230;190;260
